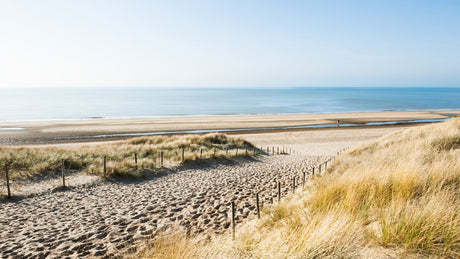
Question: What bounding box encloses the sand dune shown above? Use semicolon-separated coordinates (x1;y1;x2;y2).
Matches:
0;121;423;258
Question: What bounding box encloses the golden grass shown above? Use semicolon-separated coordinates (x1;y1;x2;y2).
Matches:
0;133;253;181
134;118;460;258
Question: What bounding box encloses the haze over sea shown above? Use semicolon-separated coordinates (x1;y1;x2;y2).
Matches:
1;87;459;122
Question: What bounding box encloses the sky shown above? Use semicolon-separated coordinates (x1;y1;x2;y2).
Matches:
0;0;459;88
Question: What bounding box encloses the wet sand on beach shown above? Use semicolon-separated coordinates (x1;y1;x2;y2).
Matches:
1;110;458;145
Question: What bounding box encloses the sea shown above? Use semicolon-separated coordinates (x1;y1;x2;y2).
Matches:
1;87;459;122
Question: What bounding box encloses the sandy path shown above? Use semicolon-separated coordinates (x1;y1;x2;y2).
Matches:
0;153;330;258
0;125;411;258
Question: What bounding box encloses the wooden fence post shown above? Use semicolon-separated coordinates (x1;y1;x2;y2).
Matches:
231;201;236;240
134;153;138;170
278;182;281;203
181;148;185;162
61;159;66;188
256;192;260;219
200;148;203;159
292;177;295;192
5;164;11;199
160;151;163;167
272;146;274;155
312;167;315;175
303;171;306;185
103;156;107;177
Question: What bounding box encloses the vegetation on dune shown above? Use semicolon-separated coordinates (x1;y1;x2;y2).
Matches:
135;118;460;258
0;133;254;181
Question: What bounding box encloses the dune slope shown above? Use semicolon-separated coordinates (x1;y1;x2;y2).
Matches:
136;118;460;258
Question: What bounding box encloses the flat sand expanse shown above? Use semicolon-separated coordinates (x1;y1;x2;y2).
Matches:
1;110;458;144
0;123;418;258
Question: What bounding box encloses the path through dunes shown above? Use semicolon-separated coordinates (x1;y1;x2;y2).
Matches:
1;153;328;258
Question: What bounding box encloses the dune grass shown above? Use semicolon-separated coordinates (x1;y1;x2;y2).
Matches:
0;133;254;181
134;118;460;258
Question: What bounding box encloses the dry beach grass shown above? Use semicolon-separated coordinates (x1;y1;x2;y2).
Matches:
0;133;252;183
135;118;460;258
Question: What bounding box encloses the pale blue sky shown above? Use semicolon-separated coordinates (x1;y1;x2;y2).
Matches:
0;0;459;88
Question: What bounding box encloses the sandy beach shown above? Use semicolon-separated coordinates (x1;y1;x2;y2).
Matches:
1;110;459;145
0;111;456;258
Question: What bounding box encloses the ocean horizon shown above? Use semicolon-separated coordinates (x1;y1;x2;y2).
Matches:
1;87;460;122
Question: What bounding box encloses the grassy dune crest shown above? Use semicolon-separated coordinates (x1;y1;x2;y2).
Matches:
136;119;460;258
0;133;253;181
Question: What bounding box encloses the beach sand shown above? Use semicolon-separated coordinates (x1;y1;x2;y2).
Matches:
1;110;459;145
0;111;455;257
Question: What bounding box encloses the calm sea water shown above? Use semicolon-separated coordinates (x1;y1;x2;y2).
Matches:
1;87;459;122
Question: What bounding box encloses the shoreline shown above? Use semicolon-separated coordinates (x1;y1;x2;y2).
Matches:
1;108;460;124
1;110;459;145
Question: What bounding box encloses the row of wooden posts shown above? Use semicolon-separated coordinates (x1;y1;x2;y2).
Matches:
1;145;296;199
228;148;347;239
229;157;332;239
